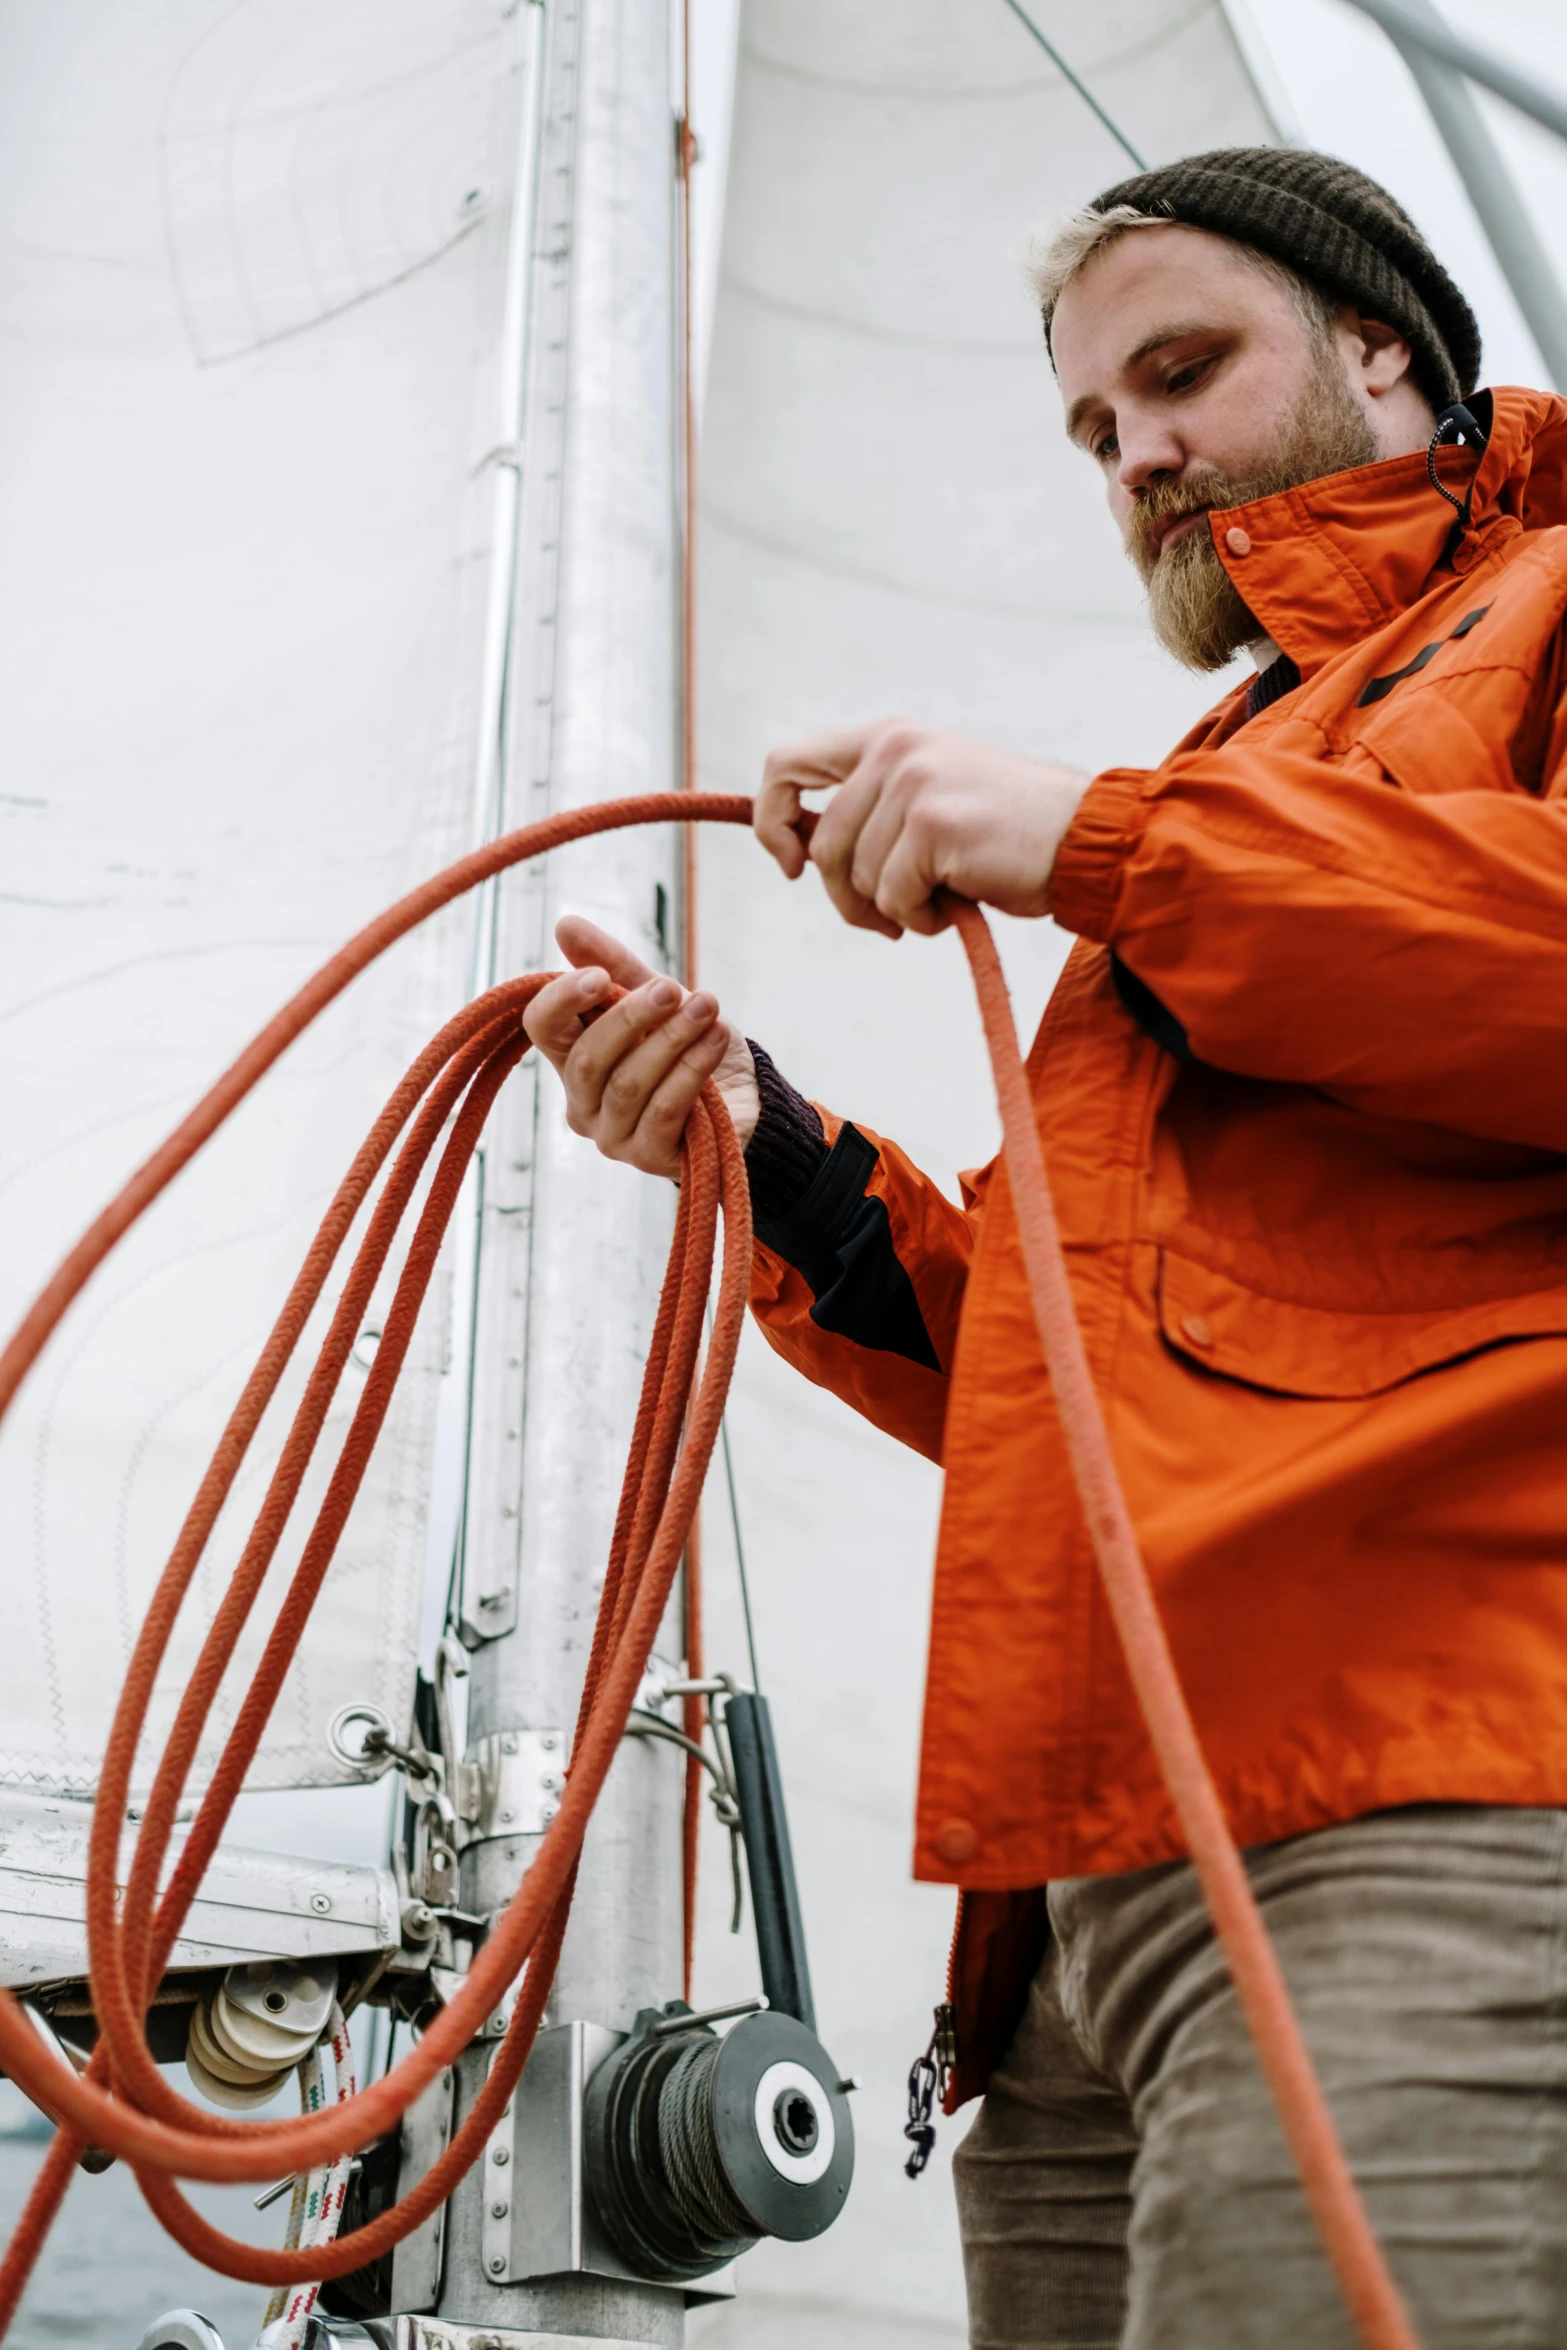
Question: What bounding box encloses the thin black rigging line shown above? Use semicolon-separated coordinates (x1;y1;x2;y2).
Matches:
997;0;1149;172
704;1297;763;1691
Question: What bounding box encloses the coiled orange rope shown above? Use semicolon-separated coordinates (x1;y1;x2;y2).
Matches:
0;797;1416;2350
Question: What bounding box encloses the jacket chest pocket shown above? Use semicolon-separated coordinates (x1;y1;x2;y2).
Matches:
1158;1249;1567;1398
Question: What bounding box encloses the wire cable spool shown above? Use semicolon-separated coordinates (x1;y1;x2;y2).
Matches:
583;2008;852;2283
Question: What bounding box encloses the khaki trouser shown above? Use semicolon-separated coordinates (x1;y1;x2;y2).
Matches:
952;1806;1567;2349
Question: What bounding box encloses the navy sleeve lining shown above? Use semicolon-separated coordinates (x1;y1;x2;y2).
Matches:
1110;952;1194;1064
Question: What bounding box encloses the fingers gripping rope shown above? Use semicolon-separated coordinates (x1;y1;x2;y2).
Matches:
0;797;1417;2350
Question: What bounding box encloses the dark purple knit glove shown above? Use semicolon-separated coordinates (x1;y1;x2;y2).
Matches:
743;1040;828;1223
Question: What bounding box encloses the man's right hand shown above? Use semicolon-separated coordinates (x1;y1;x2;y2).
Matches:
522;915;759;1180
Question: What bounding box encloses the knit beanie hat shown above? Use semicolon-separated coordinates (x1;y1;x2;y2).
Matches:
1081;148;1480;409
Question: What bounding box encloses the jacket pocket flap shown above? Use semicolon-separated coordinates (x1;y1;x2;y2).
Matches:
1158;1249;1567;1398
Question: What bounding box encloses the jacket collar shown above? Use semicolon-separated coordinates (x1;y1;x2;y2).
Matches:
1208;384;1567;677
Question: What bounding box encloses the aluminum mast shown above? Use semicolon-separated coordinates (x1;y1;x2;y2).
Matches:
440;0;689;2338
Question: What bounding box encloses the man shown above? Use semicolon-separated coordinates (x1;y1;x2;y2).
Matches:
525;148;1567;2347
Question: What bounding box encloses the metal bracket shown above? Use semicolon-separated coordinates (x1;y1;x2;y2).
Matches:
389;2063;455;2314
479;2038;523;2285
456;1579;517;1648
462;1729;565;1845
486;2019;735;2302
0;1792;399;1990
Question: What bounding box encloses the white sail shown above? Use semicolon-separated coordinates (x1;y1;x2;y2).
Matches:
691;6;1275;2343
0;0;528;1795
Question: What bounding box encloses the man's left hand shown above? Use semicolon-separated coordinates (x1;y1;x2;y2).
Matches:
754;720;1092;937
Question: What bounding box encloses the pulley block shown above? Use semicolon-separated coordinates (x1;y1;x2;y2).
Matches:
184;1958;336;2110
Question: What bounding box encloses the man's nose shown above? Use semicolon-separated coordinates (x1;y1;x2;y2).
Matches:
1115;420;1187;499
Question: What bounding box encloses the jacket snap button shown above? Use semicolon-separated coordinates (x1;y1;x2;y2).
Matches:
1180;1313;1215;1349
1225;526;1252;557
933;1818;978;1865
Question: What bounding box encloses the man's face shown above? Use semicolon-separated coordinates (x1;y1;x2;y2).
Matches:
1051;224;1380;670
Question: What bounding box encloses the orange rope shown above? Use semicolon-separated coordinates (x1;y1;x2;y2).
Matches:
679;5;699;825
677;5;706;2005
0;798;1418;2350
948;899;1419;2350
0;794;751;2325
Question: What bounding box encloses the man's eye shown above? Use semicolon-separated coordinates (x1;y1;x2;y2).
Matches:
1167;356;1216;395
1093;432;1119;462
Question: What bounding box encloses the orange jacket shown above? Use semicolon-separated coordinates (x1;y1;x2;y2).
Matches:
749;386;1567;2091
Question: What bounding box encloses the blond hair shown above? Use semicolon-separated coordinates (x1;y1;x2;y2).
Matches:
1025;203;1340;349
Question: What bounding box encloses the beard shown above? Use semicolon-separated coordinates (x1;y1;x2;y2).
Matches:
1127;356;1380;672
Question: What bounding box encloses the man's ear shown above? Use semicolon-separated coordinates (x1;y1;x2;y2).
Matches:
1347;312;1416;400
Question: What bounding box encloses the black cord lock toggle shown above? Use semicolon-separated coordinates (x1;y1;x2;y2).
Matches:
1427;393;1492;549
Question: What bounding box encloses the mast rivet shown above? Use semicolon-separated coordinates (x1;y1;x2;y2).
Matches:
488;2255;506;2274
309;1893;332;1915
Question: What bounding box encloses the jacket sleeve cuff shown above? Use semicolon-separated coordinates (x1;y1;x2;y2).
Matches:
1046;766;1150;942
743;1040;828;1222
